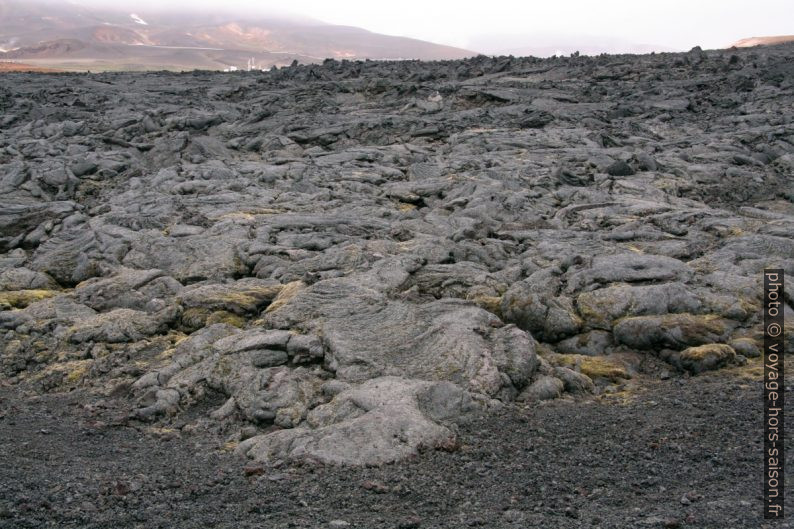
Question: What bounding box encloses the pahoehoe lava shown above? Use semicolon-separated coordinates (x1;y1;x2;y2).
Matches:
0;44;793;528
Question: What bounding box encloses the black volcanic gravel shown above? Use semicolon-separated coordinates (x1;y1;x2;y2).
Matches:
1;370;790;529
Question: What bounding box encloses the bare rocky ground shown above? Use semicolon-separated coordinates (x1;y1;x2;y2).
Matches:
1;365;791;529
1;43;793;528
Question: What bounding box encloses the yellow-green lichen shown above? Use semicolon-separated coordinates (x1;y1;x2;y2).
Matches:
469;295;502;317
553;354;630;383
265;281;304;314
0;289;59;310
679;343;735;362
36;359;93;386
181;307;211;330
206;310;246;328
709;356;764;381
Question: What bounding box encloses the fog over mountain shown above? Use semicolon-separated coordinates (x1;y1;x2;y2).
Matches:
0;0;475;71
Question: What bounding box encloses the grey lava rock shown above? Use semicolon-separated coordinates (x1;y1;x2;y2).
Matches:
516;375;565;402
237;376;477;466
661;344;738;374
555;330;614;356
1;43;793;469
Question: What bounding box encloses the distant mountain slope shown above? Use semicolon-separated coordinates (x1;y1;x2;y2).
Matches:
0;0;475;71
0;61;63;72
730;35;794;48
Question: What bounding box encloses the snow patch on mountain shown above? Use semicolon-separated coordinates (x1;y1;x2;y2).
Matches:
130;14;148;26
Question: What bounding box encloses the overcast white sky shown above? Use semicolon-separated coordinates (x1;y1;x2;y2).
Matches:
75;0;794;51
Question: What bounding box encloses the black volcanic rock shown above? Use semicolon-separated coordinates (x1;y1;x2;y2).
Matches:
606;159;635;176
0;44;792;468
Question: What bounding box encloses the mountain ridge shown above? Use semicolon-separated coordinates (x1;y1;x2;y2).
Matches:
730;35;794;48
0;0;476;71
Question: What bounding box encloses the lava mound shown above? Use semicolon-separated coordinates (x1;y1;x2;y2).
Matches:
1;45;792;466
